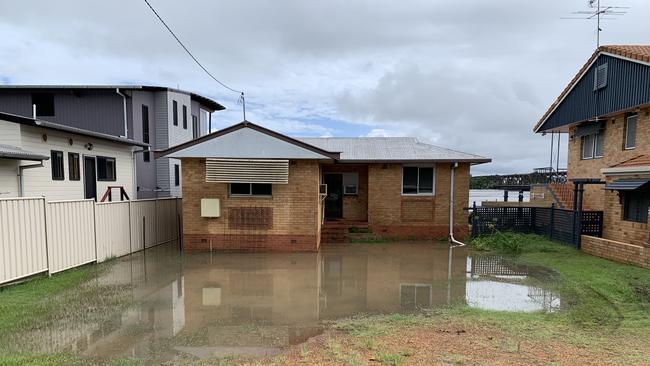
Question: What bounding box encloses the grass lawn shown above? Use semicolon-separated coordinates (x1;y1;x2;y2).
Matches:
2;233;650;365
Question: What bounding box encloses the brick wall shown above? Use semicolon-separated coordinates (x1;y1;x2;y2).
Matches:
567;108;650;210
582;235;650;269
181;158;321;252
321;164;368;221
367;163;470;240
601;173;650;247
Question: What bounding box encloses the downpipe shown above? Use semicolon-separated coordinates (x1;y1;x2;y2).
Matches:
449;162;466;247
116;88;128;138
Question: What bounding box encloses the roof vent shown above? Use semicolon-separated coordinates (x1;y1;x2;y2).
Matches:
594;63;608;90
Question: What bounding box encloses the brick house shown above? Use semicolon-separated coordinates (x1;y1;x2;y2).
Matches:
157;121;490;252
534;45;650;268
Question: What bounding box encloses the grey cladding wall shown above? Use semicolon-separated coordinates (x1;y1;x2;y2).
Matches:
541;55;650;131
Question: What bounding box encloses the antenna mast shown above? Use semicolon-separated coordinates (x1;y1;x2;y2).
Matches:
562;0;629;48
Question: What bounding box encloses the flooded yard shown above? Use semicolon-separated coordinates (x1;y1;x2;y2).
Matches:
0;241;562;364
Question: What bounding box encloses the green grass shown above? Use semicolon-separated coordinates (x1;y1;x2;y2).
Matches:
0;265;100;339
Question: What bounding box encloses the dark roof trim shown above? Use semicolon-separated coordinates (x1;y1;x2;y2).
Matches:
0;112;149;148
324;159;492;164
605;178;650;191
155;120;341;160
0;84;225;111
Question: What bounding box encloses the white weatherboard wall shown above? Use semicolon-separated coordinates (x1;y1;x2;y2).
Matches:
0;198;48;284
0;159;19;197
45;200;96;274
19;125;135;201
0;197;181;285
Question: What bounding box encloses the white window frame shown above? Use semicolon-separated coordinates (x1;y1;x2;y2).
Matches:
401;165;436;196
624;114;637;150
581;131;604;160
228;183;273;197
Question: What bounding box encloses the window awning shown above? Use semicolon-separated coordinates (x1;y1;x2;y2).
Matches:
604;178;650;191
574;121;604;138
206;158;289;184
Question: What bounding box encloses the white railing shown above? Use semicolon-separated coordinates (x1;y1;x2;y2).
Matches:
0;197;182;285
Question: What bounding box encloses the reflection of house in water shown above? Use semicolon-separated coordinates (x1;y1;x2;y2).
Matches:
466;255;561;312
4;243;471;363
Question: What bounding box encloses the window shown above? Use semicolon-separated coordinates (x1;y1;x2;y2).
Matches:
594;63;608;90
581;130;605;159
402;166;435;195
192;115;199;139
174;164;180;186
625;114;637;150
182;105;188;129
343;172;358;195
68;153;80;181
623;188;650;223
96;156;116;181
51;150;64;180
142;105;150;162
229;183;273;196
172;100;178;126
32;93;55;116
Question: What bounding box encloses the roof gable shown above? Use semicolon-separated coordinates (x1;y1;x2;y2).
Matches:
535;45;650;133
159;122;339;160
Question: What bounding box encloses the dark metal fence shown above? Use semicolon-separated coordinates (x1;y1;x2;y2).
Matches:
470;205;603;248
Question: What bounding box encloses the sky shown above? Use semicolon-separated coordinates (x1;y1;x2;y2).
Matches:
1;0;648;175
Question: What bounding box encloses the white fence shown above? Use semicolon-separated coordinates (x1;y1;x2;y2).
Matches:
0;197;181;285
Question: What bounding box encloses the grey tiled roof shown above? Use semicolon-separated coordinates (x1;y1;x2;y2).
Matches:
0;144;49;161
299;137;490;163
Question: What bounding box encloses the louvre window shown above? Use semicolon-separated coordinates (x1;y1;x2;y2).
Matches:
623;187;650;223
51;150;64;180
68;152;80;181
402;166;435;195
142;105;150;162
230;183;273;196
192;115;199;139
174;164;180;186
594;63;608;90
625;114;637;150
97;156;116;181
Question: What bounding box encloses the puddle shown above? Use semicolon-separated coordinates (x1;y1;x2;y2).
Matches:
0;241;561;363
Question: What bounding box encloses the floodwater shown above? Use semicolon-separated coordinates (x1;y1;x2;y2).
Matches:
0;242;560;364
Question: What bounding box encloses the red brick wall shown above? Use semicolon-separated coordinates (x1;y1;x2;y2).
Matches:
567;108;650;210
181;158;321;252
582;235;650;269
367;163;470;240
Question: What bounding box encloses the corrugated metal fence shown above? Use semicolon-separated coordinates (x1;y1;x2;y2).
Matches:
0;197;181;285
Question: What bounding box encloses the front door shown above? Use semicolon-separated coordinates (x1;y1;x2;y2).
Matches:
84;156;97;200
324;173;343;219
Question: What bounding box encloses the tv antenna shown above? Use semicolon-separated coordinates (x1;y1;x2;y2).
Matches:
562;0;629;48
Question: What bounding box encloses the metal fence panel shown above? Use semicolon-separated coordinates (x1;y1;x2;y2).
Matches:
155;198;179;245
95;202;131;261
45;200;96;274
0;198;48;284
129;200;157;250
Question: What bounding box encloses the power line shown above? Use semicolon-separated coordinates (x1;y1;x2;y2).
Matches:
142;0;246;118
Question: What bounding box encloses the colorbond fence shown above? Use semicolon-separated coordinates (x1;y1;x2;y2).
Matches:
0;197;181;285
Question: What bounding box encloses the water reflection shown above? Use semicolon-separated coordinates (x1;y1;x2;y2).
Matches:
1;242;561;363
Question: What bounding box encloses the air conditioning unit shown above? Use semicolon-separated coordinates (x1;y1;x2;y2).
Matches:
201;198;220;218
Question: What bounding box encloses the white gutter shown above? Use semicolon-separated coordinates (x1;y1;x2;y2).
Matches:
18;162;44;197
116;88;128;138
449;162;466;247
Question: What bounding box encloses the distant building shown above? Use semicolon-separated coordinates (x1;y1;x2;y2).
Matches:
534;45;650;267
0;85;224;199
157;121;490;252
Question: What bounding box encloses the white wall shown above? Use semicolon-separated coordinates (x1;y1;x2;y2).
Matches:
165;91;193;198
19;125;135;201
0;159;19;197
